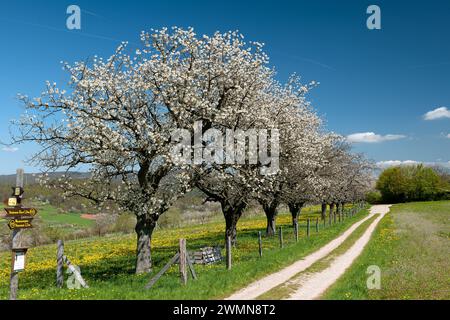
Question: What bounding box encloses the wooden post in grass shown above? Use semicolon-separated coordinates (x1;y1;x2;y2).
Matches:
307;219;310;237
56;240;64;288
279;227;283;248
187;254;197;280
294;222;298;242
316;218;319;233
328;213;332;226
226;236;232;270
179;238;188;285
258;231;262;257
338;213;341;223
334;213;336;224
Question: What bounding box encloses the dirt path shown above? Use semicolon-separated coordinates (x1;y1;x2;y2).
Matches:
225;205;390;300
287;204;390;300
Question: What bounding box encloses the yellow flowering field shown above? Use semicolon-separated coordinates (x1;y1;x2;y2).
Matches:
0;205;364;300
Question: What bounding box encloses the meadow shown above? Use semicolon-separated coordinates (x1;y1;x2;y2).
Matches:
0;205;366;300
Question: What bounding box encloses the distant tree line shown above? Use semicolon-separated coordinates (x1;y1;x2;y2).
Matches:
374;165;450;203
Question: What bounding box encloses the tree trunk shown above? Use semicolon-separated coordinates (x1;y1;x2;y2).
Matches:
321;202;327;220
329;203;335;217
336;202;341;215
288;202;304;226
135;214;156;274
222;201;246;246
263;202;279;237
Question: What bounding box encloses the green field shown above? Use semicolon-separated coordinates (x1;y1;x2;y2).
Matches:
0;205;366;300
323;201;450;300
34;203;94;228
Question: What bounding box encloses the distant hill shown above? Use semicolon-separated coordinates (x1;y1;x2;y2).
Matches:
0;172;90;185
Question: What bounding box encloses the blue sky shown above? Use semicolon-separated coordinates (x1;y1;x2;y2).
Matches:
0;0;449;174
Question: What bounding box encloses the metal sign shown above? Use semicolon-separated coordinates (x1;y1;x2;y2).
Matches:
4;207;37;217
7;218;33;230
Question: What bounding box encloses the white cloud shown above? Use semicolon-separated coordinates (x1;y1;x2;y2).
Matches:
2;146;19;153
346;132;406;143
377;160;450;169
423;107;450;120
446;133;450;139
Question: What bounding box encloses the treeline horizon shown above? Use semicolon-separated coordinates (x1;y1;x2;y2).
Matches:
368;164;450;204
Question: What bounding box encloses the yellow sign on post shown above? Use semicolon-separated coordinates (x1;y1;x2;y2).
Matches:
7;198;17;207
4;208;37;217
7;219;33;230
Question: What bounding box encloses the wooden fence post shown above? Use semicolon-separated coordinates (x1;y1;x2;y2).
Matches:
315;218;319;233
334;213;336;224
56;240;64;288
187;254;197;280
279;226;283;248
258;231;262;257
226;236;232;270
294;222;298;242
179;239;187;285
307;219;310;237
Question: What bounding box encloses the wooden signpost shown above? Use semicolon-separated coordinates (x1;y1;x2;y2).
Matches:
7;218;33;230
5;207;37;217
1;169;38;300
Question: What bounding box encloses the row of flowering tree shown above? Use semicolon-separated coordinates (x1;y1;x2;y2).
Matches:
10;27;373;274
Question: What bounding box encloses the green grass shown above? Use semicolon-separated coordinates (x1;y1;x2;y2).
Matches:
35;204;94;228
0;205;367;300
323;200;450;300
